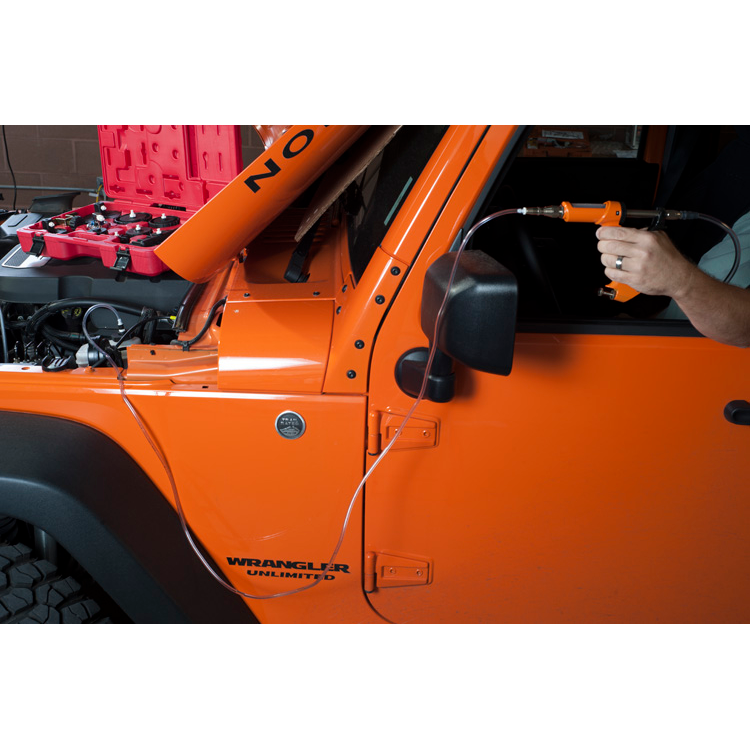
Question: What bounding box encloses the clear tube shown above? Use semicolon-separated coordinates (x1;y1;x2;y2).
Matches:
81;208;522;602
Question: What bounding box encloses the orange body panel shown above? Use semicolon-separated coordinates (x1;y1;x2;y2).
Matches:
2;124;748;624
366;333;750;623
0;369;382;623
217;299;333;392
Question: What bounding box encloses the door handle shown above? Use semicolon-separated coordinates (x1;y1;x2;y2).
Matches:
724;400;750;425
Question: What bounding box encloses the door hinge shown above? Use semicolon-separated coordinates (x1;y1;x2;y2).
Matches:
364;551;432;593
366;410;439;456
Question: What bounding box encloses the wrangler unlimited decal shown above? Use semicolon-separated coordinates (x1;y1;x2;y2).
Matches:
227;557;350;580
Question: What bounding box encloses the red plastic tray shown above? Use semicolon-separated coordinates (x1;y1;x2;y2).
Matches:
18;126;242;276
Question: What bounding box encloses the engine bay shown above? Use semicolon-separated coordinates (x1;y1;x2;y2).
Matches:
0;243;191;370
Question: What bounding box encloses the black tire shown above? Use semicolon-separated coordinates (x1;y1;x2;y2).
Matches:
0;543;112;624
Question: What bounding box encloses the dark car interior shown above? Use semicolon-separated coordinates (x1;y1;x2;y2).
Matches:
472;125;750;330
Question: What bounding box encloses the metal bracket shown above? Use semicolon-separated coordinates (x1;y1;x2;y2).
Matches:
367;410;439;455
364;552;432;593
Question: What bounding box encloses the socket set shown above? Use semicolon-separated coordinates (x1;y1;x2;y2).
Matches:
17;126;243;276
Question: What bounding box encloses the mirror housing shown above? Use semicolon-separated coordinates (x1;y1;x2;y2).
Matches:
421;250;518;376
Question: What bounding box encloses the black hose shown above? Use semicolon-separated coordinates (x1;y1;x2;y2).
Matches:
41;328;79;353
25;298;152;339
695;213;742;284
2;126;17;211
180;297;226;351
114;314;172;347
680;210;742;283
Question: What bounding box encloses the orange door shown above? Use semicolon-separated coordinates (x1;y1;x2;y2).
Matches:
360;126;750;623
364;328;750;623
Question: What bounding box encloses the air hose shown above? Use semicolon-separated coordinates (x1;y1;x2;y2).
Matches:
689;213;742;283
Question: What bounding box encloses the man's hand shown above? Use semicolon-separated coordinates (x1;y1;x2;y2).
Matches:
596;226;697;298
597;224;750;347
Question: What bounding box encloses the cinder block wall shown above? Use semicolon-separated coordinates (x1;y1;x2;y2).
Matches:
0;126;265;211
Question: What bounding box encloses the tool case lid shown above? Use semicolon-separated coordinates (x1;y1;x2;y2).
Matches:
97;126;243;211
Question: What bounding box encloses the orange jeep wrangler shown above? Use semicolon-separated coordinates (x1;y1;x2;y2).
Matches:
0;125;748;624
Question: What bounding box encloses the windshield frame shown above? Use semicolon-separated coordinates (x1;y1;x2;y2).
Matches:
345;125;450;282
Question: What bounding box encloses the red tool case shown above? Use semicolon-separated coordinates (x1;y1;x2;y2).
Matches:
17;126;243;276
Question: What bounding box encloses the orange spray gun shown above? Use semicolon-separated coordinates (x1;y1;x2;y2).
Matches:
522;201;691;302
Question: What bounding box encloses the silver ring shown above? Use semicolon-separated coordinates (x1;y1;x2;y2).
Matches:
615;256;624;270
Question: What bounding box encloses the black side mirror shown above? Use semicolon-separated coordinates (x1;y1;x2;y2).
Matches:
395;250;518;402
422;249;518;375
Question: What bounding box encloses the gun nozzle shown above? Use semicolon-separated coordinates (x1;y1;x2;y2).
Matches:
523;205;564;219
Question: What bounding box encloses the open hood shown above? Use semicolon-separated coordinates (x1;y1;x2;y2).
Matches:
156;125;369;283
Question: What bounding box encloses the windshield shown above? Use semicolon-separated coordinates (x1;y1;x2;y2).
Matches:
346;125;449;281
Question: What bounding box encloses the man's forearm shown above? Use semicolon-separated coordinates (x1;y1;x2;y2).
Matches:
597;225;750;347
672;265;750;347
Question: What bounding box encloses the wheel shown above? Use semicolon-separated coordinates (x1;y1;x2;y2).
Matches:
0;543;112;624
